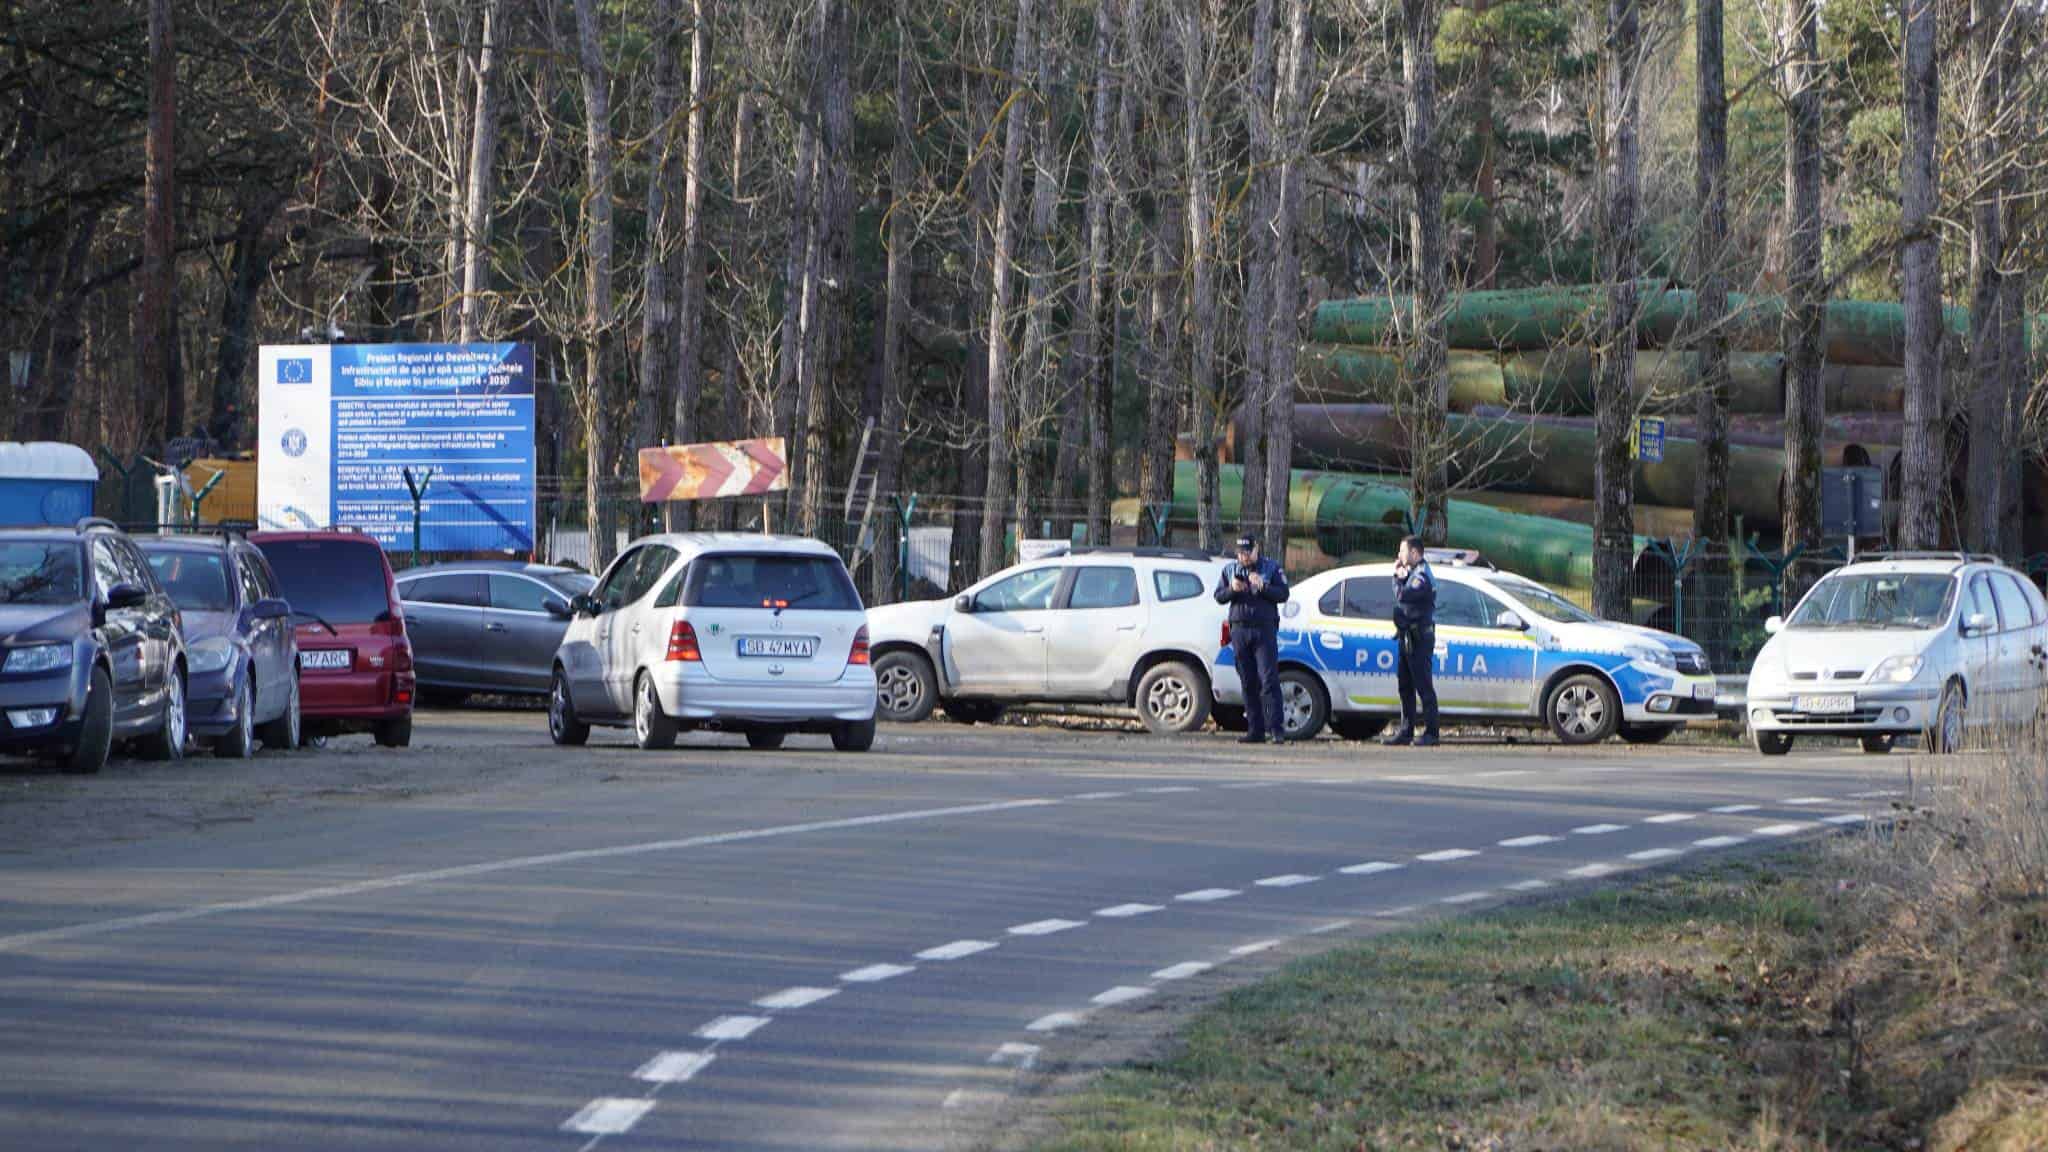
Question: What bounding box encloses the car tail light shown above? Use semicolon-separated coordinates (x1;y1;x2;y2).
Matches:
667;620;702;662
1221;622;1232;648
848;625;870;666
370;615;405;638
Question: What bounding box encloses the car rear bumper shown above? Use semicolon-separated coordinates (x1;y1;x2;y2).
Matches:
1746;684;1938;733
298;669;414;720
651;664;877;725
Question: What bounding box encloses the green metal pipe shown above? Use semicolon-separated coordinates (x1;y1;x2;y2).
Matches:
1298;346;1507;408
1494;348;1784;415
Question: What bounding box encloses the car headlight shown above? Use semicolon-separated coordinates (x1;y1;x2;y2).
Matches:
3;644;73;674
1625;645;1676;670
187;640;236;675
1870;653;1925;684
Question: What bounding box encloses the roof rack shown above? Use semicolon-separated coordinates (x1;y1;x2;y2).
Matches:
139;523;252;541
1070;546;1227;562
1859;550;2002;567
74;516;122;534
1425;547;1497;570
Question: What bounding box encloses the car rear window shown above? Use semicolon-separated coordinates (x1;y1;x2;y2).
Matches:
257;539;394;624
142;549;232;612
685;553;860;611
1153;569;1206;603
0;541;83;605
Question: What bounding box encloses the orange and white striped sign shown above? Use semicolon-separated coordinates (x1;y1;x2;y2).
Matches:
637;437;789;502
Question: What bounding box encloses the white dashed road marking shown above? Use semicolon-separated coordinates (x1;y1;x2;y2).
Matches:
1309;919;1354;935
564;1099;656;1137
1499;835;1560;847
1754;823;1814;837
1506;879;1552;892
1475;770;1531;779
1385;773;1443;783
1416;849;1479;862
1255;874;1320;888
1643;813;1697;824
634;1051;716;1085
1568;863;1617;878
1711;804;1761;814
1070;791;1129;801
1340;861;1404;876
1230;939;1281;956
840;964;915;983
1822;813;1871;825
1220;781;1285;790
1627;848;1684;862
1008;919;1085;937
755;987;837;1010
1026;1012;1086;1033
1693;835;1749;848
1572;824;1628;835
1095;903;1163;918
1153;961;1213;980
1140;786;1199;794
1783;797;1833;806
1851;789;1905;799
1175;888;1240;903
918;939;997;961
989;1042;1040;1068
696;1016;770;1041
1091;986;1153;1007
1441;891;1492;905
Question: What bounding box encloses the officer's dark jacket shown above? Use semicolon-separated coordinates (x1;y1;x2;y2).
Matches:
1213;556;1290;628
1392;562;1436;631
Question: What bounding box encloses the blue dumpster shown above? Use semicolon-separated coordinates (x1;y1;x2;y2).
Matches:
0;442;99;527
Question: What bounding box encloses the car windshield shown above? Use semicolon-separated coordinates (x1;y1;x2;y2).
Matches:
0;541;83;605
1490;577;1598;624
256;538;393;624
687;554;860;611
142;549;232;612
1789;572;1954;630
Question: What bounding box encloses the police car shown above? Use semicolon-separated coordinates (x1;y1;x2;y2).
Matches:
1215;552;1717;744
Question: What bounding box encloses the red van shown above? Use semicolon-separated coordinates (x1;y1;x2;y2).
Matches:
250;530;415;747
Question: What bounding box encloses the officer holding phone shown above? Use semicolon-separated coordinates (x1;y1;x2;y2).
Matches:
1385;536;1440;747
1215;535;1290;743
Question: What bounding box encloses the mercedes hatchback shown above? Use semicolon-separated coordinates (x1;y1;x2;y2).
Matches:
549;534;876;751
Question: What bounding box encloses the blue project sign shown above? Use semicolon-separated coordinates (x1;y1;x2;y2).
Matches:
258;343;536;552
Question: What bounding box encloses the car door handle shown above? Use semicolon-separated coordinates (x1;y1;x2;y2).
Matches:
1024;625;1046;634
485;622;508;633
631;624;643;634
1115;623;1138;631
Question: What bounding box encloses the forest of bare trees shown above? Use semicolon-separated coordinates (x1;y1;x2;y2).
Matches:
2;0;2044;590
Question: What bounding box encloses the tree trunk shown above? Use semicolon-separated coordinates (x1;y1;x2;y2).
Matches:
981;0;1036;578
801;0;850;536
1781;0;1825;559
1693;0;1732;657
1898;0;1944;549
1592;0;1640;619
668;0;713;533
215;187;285;448
1262;0;1313;537
1402;0;1450;544
1239;0;1278;541
1995;12;2030;551
953;23;996;587
718;88;756;531
1472;0;1499;288
459;0;505;343
774;119;817;531
572;0;618;571
1183;1;1223;552
140;0;178;445
637;0;681;467
1014;5;1061;538
877;0;918;601
1081;0;1119;547
1965;0;2010;554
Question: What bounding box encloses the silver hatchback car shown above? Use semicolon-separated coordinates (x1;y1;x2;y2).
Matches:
548;534;877;751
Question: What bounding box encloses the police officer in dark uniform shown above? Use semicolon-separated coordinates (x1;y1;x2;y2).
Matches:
1215;535;1290;744
1385;535;1440;747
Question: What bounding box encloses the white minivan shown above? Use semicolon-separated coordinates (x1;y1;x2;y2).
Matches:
549;534;877;751
1744;553;2048;755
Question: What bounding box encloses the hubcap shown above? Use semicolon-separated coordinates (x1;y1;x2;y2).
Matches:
878;665;923;716
237;683;251;747
636;679;655;741
1281;680;1312;734
287;680;300;745
1554;684;1604;737
551;678;569;736
1145;675;1193;726
167;676;186;749
1943;691;1964;751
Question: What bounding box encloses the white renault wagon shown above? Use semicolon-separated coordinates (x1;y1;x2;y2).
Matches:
1745;553;2048;755
549;534;877;751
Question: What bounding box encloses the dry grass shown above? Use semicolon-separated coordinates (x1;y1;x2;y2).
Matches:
1033;726;2048;1152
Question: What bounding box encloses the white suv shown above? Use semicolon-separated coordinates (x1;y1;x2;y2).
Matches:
863;547;1233;734
1745;553;2048;755
549;534;877;751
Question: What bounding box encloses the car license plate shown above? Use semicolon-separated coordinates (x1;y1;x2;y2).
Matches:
1693;682;1717;700
1795;693;1855;714
739;636;816;659
301;649;352;671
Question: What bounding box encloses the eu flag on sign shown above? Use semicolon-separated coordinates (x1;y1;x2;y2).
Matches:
277;358;314;385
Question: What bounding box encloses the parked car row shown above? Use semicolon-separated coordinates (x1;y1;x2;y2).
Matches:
0;519;416;773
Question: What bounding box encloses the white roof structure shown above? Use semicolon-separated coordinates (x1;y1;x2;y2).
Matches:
0;441;96;482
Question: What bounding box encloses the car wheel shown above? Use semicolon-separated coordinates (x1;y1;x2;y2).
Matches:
832;716;877;752
1752;728;1793;756
1546;673;1619;745
940;699;1005;726
1136;661;1212;735
1927;680;1965;754
260;674;300;752
1278;667;1329;741
1859;734;1895;755
1331;715;1390;741
1212;705;1248;733
141;668;187;761
549;669;590;747
373;714;413;749
873;651;937;724
632;672;676;750
215;675;256;759
1617;722;1678;745
746;729;786;750
62;666;114;776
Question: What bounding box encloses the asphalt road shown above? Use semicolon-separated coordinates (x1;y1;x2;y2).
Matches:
0;713;1928;1151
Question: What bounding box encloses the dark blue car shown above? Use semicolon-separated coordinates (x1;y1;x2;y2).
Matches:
138;533;300;758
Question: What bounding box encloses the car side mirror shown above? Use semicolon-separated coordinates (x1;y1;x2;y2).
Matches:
1763;615;1784;635
955;594;975;613
543;597;572;619
571;594;600;618
1964;612;1994;636
251;597;291;621
1495;610;1526;631
106;582;148;611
